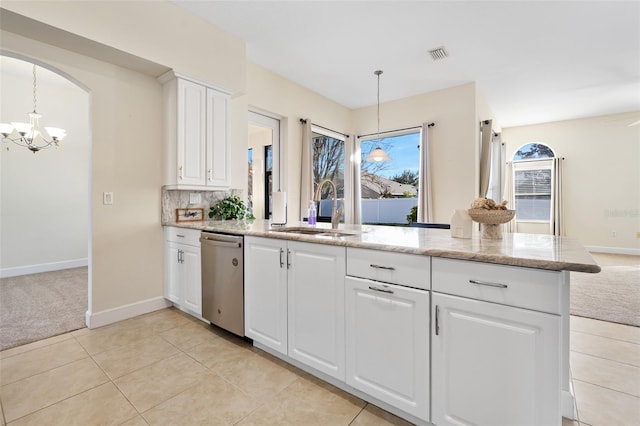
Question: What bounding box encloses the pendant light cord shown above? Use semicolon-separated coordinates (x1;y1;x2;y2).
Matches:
32;64;37;113
375;70;383;142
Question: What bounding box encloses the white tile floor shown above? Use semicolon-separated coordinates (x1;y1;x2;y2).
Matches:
0;307;638;425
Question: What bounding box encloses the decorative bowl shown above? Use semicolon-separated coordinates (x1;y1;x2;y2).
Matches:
467;209;515;225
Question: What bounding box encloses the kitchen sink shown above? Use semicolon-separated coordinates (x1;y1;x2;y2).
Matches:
270;226;358;237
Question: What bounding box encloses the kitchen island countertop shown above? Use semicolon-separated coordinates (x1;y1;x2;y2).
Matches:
164;219;600;273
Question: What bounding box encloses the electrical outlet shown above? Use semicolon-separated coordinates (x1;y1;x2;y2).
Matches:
103;192;114;205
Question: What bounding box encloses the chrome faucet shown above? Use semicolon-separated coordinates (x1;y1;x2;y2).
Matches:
313;179;343;229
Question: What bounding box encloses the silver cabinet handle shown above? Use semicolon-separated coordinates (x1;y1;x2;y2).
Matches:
435;305;440;336
279;248;284;268
469;279;508;289
207;169;212;182
368;285;394;294
179;165;183;180
369;264;395;271
176;234;185;238
287;249;292;269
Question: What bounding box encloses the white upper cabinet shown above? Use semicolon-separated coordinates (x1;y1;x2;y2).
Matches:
160;72;230;189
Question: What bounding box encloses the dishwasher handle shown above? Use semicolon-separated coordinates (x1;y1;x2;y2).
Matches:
200;233;243;248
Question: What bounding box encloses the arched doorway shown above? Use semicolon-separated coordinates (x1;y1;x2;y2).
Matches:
0;54;91;350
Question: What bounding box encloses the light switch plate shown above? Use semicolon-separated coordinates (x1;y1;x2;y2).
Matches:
103;192;114;205
189;193;202;204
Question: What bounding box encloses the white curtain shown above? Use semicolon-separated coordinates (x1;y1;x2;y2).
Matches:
417;122;433;222
345;135;361;224
300;119;313;220
479;120;493;198
487;134;505;201
503;161;516;233
551;157;564;236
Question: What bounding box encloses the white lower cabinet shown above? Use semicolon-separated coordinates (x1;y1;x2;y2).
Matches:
431;292;561;426
345;276;430;421
288;241;346;380
244;237;288;355
244;236;346;380
164;227;202;316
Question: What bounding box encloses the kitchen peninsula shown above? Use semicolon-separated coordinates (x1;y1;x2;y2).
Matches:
164;219;600;426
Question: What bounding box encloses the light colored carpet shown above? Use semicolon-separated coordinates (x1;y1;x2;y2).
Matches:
570;253;640;327
0;267;87;351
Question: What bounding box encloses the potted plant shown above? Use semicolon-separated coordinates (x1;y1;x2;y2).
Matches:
209;195;255;220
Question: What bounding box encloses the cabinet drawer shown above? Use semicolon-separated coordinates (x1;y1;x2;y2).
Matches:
347;247;430;290
164;226;201;246
432;258;564;314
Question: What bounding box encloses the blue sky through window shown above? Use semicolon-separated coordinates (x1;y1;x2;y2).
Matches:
362;132;420;179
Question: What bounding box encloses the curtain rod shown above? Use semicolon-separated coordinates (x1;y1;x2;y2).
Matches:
357;123;434;139
299;118;350;138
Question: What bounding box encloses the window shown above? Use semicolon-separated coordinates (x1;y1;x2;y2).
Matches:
312;130;345;219
360;132;420;225
512;143;555;222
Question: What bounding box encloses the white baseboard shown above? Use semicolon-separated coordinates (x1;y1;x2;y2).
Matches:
85;296;172;329
0;258;89;278
585;246;640;256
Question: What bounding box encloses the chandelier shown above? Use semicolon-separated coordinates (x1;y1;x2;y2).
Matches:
365;70;391;162
1;64;67;154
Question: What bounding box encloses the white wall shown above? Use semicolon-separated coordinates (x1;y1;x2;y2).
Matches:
0;56;89;275
503;111;640;252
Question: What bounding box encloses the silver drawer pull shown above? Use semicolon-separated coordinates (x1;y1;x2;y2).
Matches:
370;264;395;271
469;279;508;289
176;234;185;238
368;285;394;294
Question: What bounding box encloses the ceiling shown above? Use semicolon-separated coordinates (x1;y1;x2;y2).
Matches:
171;0;639;127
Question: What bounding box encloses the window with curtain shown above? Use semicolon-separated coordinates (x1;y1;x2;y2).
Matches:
312;130;345;219
512;143;555;222
360;131;420;225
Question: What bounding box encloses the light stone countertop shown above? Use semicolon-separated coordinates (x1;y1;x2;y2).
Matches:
165;219;601;273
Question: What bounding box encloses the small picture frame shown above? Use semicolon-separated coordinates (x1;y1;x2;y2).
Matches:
176;208;204;222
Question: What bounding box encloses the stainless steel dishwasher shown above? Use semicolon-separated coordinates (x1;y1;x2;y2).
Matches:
200;232;244;337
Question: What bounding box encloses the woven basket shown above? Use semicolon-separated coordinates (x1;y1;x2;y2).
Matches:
467;209;515;224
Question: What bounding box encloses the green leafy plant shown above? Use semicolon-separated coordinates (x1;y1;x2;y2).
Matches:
209;195;255;220
407;205;418;224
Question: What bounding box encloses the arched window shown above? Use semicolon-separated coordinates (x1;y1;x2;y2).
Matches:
512;143;555;222
513;142;555;161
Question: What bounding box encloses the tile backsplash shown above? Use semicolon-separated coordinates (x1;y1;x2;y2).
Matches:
161;187;243;223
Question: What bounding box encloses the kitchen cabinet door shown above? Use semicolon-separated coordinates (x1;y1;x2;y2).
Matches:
287;241;346;380
160;73;231;189
244;236;288;355
176;78;206;186
205;88;229;187
164;242;182;304
181;244;202;315
345;276;429;421
431;292;561;426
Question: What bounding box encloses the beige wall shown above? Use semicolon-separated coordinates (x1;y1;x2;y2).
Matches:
1;1;246;93
1;30;165;313
0;56;89;272
503;112;640;251
352;83;478;223
0;2;249;320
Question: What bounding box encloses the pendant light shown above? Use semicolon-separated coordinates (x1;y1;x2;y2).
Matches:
365;70;391;162
0;64;67;153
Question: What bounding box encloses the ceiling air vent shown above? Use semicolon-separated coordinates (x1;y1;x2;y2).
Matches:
429;46;448;60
